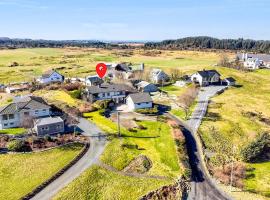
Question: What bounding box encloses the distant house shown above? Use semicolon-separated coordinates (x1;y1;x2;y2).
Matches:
223;77;236;86
85;75;104;86
34;116;64;136
191;70;221;86
0;96;51;130
126;93;153;110
37;70;64;84
0;84;6;92
150;69;170;84
136;81;158;93
237;53;270;69
84;83;136;103
5;82;30;93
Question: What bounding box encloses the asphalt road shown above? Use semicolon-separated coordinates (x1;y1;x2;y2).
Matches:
31;118;106;200
168;86;232;200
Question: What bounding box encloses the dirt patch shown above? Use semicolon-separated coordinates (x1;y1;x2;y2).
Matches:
167;120;185;140
123;155;152;174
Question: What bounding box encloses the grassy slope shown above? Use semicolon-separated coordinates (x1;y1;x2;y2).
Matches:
199;68;270;196
0;128;26;135
54;112;181;199
0;143;84;200
54;165;171;200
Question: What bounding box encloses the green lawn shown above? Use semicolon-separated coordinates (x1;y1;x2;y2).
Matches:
0;143;84;200
55;112;182;199
0;128;26;135
161;85;187;96
244;162;270;197
54;165;171;200
171;99;197;120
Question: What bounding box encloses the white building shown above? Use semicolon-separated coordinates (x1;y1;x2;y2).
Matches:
85;75;103;86
126;93;153;110
243;58;261;69
37;70;64;84
136;81;158;93
191;70;221;86
0;96;51;130
150;69;170;84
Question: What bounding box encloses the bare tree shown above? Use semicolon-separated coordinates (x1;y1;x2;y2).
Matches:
169;68;183;82
177;85;199;119
218;53;230;67
20;116;34;129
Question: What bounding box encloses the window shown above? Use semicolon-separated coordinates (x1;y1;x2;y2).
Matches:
45;127;49;130
35;110;39;114
107;93;110;96
10;122;14;126
42;109;46;112
9;114;14;119
137;103;141;105
2;115;8;120
102;93;105;97
4;123;8;127
24;112;30;116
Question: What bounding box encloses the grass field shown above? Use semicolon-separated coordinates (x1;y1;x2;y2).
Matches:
54;112;182;199
54;165;171;200
0;143;84;200
0;128;26;135
0;48;229;83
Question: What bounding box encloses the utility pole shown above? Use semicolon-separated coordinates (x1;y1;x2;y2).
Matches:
117;111;121;137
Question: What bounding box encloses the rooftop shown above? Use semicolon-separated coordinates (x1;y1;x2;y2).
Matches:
34;116;63;126
196;70;221;78
128;93;153;103
87;83;136;94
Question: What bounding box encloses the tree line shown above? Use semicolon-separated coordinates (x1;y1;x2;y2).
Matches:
145;36;270;53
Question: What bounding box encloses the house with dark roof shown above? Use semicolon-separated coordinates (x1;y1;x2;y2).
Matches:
126;93;153;110
37;69;64;84
34;116;64;136
136;81;158;93
0;96;51;130
85;75;104;86
191;70;221;86
150;69;170;84
84;83;137;103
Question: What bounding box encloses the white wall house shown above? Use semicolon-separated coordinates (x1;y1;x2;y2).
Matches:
0;96;51;130
85;75;103;86
191;70;221;86
244;58;261;70
150;69;169;84
126;93;153;110
37;70;64;84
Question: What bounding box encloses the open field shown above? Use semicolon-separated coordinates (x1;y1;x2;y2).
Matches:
0;143;84;200
54;165;171;200
0;127;26;135
0;48;231;83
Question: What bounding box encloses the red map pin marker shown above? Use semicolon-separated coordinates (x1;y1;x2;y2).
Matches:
96;63;107;78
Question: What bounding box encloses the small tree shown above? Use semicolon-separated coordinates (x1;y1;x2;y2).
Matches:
169;68;182;82
177;85;199;119
218;54;230;67
7;140;30;152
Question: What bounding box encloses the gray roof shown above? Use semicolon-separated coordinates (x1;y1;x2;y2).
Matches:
87;83;136;94
0;96;50;115
128;93;153;104
136;81;152;88
42;70;63;78
197;70;221;78
237;53;270;62
34;116;63;126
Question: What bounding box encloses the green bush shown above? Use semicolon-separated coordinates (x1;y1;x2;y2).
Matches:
93;100;111;110
69;89;82;99
7;140;31;152
241;132;270;162
99;109;105;116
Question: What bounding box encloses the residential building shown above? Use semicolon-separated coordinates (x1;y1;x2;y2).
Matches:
0;96;51;130
5;83;30;93
85;75;104;86
191;70;221;86
34;116;64;136
136;81;158;93
237;53;270;69
84;83;136;103
150;69;169;83
243;58;261;69
126;93;153;110
37;70;64;84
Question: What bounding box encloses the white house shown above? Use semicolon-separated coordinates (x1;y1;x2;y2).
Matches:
37;70;64;84
34;116;64;136
136;81;158;93
150;69;170;84
243;58;261;70
0;96;51;130
84;83;137;103
126;93;153;110
191;70;221;86
85;75;104;86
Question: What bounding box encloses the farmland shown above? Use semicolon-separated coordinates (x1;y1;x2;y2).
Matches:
0;143;84;200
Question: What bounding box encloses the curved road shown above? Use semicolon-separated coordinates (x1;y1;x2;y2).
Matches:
31;118;107;200
168;86;233;200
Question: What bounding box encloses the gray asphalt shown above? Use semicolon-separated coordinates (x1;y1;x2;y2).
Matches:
168;86;233;200
31;118;107;200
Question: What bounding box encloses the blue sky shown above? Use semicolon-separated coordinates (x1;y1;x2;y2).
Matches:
0;0;269;41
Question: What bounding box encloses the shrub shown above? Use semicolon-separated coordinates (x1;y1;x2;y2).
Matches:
136;105;159;115
79;103;97;113
93;100;111;110
241;132;270;162
99;109;105;116
138;124;147;130
69;89;82;99
128;128;137;132
62;82;81;91
7;140;31;152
